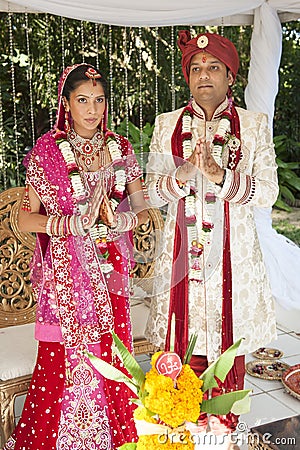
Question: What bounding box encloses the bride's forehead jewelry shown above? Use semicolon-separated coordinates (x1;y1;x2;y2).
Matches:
85;67;102;86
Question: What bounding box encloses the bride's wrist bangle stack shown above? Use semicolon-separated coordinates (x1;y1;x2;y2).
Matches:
46;215;87;236
110;211;138;232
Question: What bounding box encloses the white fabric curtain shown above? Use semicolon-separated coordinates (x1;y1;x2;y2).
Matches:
0;1;299;26
245;2;283;126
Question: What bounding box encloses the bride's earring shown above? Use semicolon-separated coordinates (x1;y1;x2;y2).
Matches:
64;107;71;134
62;97;71;134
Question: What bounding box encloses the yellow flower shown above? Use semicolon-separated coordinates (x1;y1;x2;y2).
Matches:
143;363;203;428
150;351;164;367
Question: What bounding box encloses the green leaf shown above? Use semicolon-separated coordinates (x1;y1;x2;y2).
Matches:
200;339;244;392
183;333;198;365
118;443;137;450
201;390;251;415
276;158;292;169
129;397;144;406
280;185;295;203
279;170;300;185
128;122;141;143
230;391;252;415
287;178;300;192
283;162;300;170
112;332;145;388
274;198;292;211
86;352;138;396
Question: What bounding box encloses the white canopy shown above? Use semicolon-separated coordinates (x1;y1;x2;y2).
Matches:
1;0;299;126
0;1;299;26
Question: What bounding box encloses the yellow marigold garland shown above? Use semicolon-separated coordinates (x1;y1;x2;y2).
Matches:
133;352;204;447
87;333;251;449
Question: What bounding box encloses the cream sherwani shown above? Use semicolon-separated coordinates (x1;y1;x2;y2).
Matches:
145;99;278;362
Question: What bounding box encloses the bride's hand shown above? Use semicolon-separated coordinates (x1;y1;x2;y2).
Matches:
99;193;117;228
81;182;103;230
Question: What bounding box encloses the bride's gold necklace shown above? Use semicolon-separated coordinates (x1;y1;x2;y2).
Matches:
68;129;104;170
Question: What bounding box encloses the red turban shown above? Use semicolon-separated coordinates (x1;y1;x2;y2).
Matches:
178;30;239;85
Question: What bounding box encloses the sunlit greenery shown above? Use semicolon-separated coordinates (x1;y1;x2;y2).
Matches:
273;219;300;246
0;14;299;194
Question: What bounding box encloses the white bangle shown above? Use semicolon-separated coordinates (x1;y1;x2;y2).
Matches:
111;211;138;232
45;216;54;236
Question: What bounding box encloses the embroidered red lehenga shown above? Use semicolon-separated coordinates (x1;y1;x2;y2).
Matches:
4;65;141;450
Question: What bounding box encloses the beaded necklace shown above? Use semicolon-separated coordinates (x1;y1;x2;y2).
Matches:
182;102;235;282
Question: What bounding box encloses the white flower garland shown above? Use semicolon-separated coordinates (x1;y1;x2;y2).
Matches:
58;133;126;272
181;109;231;282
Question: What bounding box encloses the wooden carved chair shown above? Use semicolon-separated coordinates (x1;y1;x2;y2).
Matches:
0;187;37;447
131;206;164;355
0;187;163;447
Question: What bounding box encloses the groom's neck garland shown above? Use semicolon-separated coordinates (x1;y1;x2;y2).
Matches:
166;98;242;390
181;99;237;283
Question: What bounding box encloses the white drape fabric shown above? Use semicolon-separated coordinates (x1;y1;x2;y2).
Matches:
245;2;282;126
243;5;300;315
0;1;299;26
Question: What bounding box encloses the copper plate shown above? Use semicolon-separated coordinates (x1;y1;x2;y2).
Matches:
281;364;300;400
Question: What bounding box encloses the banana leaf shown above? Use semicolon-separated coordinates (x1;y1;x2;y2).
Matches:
200;338;244;392
183;333;198;365
118;444;137;450
87;352;138;396
201;389;251;415
112;332;145;388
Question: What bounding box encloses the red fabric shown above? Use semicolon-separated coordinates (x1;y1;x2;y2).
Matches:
103;241;138;447
189;354;246;432
189;354;245;389
165;198;189;359
5;243;137;450
222;200;234;382
165;104;193;359
221;103;241;389
177;31;239;84
6;342;65;450
168;100;242;390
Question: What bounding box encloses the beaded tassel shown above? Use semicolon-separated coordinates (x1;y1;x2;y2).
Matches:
21;184;31;212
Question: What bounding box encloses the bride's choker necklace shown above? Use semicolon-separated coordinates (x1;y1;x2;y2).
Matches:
68;129;104;169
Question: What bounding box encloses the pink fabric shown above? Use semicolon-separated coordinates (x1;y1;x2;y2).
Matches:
26;133;114;347
35;322;62;341
6;65;141;449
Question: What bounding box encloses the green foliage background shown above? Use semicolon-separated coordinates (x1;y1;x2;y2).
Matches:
0;14;299;197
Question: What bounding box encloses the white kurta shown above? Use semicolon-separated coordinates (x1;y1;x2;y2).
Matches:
145;99;278;362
